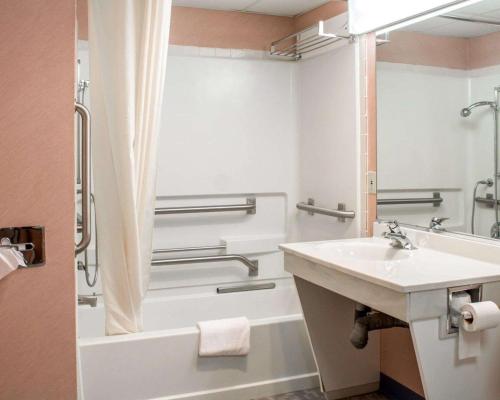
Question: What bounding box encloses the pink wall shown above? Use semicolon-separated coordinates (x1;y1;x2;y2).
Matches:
294;1;347;31
77;1;347;50
0;1;77;399
77;0;88;40
469;31;500;70
169;6;294;50
380;329;425;396
378;30;500;70
377;31;469;69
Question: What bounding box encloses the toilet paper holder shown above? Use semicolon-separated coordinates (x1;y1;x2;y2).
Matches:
446;284;483;335
0;226;45;268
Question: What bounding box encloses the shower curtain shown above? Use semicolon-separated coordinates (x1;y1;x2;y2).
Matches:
89;0;171;335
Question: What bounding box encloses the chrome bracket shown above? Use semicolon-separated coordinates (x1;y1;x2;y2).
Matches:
432;192;441;207
445;284;482;336
0;226;45;267
246;197;257;215
306;198;315;215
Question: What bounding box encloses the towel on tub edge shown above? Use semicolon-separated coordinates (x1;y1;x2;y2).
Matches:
197;317;250;356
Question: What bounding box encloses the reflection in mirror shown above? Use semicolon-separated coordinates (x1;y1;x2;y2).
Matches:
376;0;500;240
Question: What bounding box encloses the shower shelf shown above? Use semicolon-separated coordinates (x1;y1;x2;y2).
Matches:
269;19;351;60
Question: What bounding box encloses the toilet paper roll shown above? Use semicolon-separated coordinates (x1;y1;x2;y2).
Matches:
457;301;500;360
458;326;481;360
461;301;500;332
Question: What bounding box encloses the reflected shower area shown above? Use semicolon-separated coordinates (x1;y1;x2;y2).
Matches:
376;3;500;240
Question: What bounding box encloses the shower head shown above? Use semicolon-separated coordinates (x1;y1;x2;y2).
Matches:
477;178;494;187
460;101;496;117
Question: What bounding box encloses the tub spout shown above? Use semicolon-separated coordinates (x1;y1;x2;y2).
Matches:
350;303;408;349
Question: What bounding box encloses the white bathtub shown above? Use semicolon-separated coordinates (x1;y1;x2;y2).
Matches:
78;280;318;400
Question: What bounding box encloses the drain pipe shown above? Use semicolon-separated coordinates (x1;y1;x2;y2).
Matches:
350;303;408;349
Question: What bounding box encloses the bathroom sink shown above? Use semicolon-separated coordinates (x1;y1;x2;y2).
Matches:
280;237;500;293
313;241;411;261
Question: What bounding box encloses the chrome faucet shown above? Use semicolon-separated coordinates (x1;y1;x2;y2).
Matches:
429;217;449;233
382;221;417;250
78;295;97;307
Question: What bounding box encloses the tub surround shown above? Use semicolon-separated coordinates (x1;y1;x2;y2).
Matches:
282;223;500;400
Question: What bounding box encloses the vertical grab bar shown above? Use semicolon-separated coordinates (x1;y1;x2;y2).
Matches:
75;102;91;255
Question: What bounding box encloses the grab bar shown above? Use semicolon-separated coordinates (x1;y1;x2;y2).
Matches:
155;198;256;215
153;245;226;254
152;254;258;276
475;196;500;207
75;102;91;255
297;198;355;222
217;283;275;294
377;192;442;207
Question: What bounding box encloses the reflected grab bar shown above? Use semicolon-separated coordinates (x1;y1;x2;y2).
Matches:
155;198;256;215
377;192;443;207
153;245;226;254
152;254;259;276
75;102;91;255
297;198;355;222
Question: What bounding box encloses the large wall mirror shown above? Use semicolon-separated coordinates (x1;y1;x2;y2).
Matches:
376;0;500;240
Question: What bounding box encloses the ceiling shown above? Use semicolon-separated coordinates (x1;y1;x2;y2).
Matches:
171;0;331;17
401;0;500;37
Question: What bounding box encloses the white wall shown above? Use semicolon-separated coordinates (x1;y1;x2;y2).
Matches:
152;42;362;291
153;46;299;290
78;41;363;294
377;62;469;229
295;44;362;242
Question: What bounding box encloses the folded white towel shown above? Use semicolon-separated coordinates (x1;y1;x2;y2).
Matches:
197;317;250;357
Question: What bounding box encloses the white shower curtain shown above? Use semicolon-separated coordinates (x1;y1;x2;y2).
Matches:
89;0;171;335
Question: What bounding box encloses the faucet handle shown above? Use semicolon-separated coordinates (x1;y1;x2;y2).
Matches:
384;220;401;233
431;217;449;225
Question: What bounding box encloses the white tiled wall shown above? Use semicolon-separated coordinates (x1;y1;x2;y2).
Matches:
377;61;500;236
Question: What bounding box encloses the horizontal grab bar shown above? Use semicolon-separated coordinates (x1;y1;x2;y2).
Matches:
217;283;276;294
377;192;442;207
296;198;355;222
475;196;500;206
153;245;226;254
155;198;256;215
152;254;258;276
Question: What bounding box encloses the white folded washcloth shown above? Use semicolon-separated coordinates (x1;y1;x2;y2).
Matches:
197;317;250;357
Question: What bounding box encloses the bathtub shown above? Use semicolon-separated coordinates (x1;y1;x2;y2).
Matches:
78;280;318;400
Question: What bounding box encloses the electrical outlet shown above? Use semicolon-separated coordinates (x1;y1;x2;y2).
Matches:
367;171;377;194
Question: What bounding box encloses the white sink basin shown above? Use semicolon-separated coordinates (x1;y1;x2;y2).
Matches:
280;237;500;293
314;241;411;261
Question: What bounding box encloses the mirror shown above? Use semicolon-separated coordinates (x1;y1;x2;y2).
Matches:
376;0;500;240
